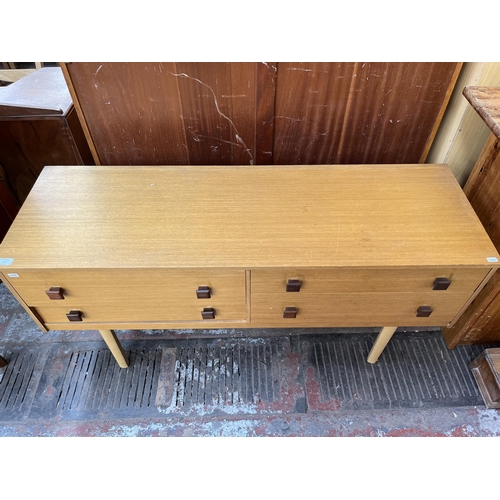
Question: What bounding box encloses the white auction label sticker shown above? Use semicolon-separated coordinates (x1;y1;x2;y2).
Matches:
7;273;19;278
487;257;499;262
0;258;13;266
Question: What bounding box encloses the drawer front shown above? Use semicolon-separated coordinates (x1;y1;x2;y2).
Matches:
34;302;244;323
251;292;472;326
6;269;247;322
251;268;489;295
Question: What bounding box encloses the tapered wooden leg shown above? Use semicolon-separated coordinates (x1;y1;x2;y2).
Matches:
98;329;129;368
367;326;398;364
0;355;7;368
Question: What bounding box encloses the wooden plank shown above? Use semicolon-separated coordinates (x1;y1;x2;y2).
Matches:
255;62;277;165
60;62;102;165
463;135;500;245
1;164;498;270
426;63;487;164
273;62;461;165
61;62;262;166
420;63;463;162
175;62;256;165
463;86;500;140
469;349;500;408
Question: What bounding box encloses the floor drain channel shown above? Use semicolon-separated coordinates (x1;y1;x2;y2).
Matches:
304;334;491;410
56;347;164;413
0;345;49;421
173;342;282;408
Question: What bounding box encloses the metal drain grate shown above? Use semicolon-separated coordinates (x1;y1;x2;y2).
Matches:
303;333;490;410
173;342;283;408
56;347;163;412
0;346;49;421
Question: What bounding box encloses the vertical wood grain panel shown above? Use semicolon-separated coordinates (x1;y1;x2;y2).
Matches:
273;62;461;165
63;62;460;167
64;62;265;166
65;62;190;165
174;62;256;165
255;63;277;165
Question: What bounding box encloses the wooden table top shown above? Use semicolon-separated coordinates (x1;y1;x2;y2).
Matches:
0;164;498;270
463;86;500;140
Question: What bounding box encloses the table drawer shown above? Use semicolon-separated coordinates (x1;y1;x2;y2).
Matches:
7;269;245;307
34;301;244;323
5;269;246;308
250;292;472;326
251;268;488;294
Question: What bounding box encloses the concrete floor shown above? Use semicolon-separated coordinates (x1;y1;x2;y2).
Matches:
1;282;500;437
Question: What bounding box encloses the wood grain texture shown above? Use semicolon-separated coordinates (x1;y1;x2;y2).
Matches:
34;300;246;323
63;62;267;166
442;92;500;345
463;136;500;247
469;349;500;407
250;291;472;326
273;62;461;164
1;164;498;270
0;119;92;205
251;268;489;295
463;86;500;140
60;62;102;165
62;62;460;167
4;269;246;307
367;327;398;363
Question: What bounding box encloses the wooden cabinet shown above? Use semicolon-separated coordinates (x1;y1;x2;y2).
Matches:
0;67;94;206
443;87;500;347
60;62;461;166
0;164;497;367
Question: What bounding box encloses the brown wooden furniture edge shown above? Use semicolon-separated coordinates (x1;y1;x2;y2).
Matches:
59;62;102;165
420;63;464;163
463;86;500;141
470;365;500;408
0;272;48;332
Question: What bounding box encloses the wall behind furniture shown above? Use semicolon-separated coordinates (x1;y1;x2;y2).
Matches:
61;62;461;166
426;62;500;186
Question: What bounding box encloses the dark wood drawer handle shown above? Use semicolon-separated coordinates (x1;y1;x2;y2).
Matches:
196;286;211;299
433;278;451;290
286;279;301;292
283;306;297;318
46;286;65;300
66;310;82;322
201;307;215;320
416;306;433;317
